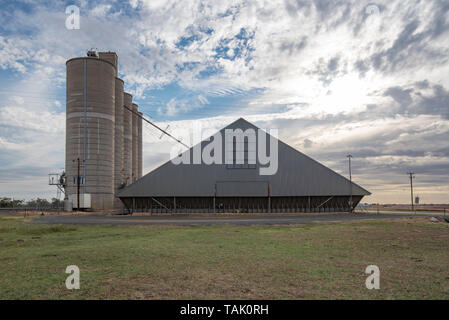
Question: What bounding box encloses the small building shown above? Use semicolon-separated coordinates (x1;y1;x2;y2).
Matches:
118;118;370;213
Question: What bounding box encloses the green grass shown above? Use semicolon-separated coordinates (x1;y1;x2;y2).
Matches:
0;215;448;299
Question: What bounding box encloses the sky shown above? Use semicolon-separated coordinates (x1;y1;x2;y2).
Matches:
0;0;448;204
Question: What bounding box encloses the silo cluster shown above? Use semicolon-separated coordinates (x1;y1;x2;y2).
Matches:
65;51;143;210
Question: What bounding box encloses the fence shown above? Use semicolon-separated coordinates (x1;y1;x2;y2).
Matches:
0;206;64;212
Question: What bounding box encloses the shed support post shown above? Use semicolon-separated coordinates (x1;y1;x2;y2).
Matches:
267;182;271;213
308;196;311;212
213;183;216;214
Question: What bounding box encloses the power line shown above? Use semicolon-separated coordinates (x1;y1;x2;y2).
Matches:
347;154;353;213
407;172;415;212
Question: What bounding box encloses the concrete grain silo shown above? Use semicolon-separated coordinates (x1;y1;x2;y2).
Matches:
114;78;124;207
65;50;143;211
138;112;143;179
131;103;138;182
123;93;133;186
66;55;116;210
98;52;118;76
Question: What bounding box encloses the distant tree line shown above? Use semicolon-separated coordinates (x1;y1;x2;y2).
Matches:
0;197;63;209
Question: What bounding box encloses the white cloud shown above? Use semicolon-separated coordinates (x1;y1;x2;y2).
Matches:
197;95;209;105
89;4;113;18
129;0;139;9
0;106;64;133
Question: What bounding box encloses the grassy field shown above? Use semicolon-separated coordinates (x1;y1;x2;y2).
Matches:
0;215;448;299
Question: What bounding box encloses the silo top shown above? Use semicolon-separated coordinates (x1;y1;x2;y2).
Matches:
98;52;118;75
66;56;116;69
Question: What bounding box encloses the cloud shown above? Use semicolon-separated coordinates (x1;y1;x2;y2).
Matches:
158;93;212;116
89;4;113;18
303;138;313;148
383;81;449;119
384;86;413;105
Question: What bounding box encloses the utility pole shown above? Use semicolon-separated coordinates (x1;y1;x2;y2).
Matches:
77;158;80;211
407;172;415;212
73;158;81;211
347;155;353;212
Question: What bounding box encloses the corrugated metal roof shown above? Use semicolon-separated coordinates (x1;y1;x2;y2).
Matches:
118;118;371;197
